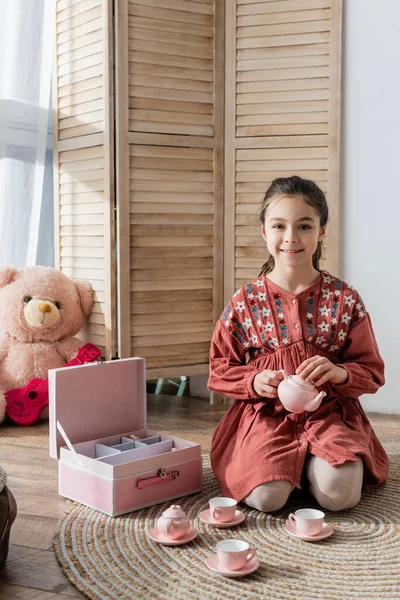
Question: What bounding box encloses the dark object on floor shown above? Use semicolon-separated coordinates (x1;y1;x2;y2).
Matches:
0;486;17;570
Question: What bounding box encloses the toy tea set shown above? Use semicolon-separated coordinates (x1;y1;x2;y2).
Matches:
151;499;333;578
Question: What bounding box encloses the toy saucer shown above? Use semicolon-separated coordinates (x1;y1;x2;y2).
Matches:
285;521;334;542
206;553;260;578
148;526;198;546
199;509;245;528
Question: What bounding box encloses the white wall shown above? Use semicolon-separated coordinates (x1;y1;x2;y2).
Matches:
341;1;400;414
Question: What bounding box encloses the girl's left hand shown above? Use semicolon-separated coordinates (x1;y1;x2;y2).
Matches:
296;356;348;386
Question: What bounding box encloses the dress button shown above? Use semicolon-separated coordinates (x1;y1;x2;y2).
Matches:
291;299;297;304
297;423;302;429
294;323;300;329
299;351;304;357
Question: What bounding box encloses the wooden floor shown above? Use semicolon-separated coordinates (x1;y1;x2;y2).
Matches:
0;390;398;599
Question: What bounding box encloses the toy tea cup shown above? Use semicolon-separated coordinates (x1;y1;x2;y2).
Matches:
288;508;325;536
209;497;237;523
156;505;191;540
277;370;326;413
216;539;256;571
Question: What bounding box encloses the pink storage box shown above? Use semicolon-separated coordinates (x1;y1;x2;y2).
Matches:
49;357;202;516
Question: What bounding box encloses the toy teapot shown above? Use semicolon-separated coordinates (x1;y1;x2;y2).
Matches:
156;504;191;540
277;371;326;414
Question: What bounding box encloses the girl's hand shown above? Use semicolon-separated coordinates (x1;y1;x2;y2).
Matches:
296;356;348;386
253;369;284;399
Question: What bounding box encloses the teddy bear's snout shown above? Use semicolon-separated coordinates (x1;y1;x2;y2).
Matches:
24;298;60;329
39;303;52;314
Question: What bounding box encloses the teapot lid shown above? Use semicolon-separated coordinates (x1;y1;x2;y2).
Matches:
289;374;315;388
161;504;187;519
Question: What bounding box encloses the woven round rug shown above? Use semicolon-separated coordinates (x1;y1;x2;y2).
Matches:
54;455;400;600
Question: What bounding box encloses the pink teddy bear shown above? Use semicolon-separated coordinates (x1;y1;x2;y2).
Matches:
0;266;96;424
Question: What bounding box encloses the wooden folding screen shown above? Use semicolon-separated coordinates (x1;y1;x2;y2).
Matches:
225;0;342;297
53;0;342;379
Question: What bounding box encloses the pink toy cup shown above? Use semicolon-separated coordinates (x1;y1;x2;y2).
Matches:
216;539;256;571
209;497;237;523
288;508;325;536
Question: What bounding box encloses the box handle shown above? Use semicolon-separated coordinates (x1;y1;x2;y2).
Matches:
137;468;180;489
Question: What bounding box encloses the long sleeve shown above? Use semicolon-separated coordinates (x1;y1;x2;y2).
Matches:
208;320;263;401
332;313;384;398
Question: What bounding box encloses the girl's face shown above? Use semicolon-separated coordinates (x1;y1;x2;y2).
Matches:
261;194;326;270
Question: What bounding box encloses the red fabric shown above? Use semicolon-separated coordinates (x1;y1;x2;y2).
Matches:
5;343;101;425
208;272;389;501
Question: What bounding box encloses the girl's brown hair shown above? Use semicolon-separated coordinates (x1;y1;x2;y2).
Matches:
259;175;329;276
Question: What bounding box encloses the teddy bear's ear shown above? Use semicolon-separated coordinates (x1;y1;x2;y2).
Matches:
75;280;94;317
0;266;18;289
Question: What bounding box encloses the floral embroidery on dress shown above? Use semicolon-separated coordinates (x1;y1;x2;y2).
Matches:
311;273;342;352
273;293;288;345
306;292;315;340
220;272;367;357
308;273;368;354
350;297;366;328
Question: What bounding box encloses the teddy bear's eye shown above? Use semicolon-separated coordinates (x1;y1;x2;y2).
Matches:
54;301;61;310
23;296;32;304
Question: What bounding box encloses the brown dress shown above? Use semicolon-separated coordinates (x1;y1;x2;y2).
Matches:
208;272;389;501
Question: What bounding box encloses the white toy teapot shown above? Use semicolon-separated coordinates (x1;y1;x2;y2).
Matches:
156;504;191;540
277;371;326;414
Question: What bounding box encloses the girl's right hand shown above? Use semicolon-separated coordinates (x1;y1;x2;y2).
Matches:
252;369;284;399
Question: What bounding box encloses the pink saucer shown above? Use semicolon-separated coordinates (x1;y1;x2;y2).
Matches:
285;520;334;542
199;509;245;528
148;526;198;546
206;553;260;578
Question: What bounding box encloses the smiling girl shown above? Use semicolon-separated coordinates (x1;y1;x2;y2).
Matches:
208;175;389;513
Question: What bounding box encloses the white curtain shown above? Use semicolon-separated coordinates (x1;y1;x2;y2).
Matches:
0;0;55;268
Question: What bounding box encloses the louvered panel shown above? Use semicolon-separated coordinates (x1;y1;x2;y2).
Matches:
236;2;332;138
129;144;214;367
127;0;214;135
57;144;109;355
56;0;104;140
115;0;223;382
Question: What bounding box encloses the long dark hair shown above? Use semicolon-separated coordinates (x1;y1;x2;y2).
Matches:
259;175;329;276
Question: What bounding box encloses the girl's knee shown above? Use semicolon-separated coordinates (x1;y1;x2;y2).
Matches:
309;460;363;512
244;480;293;513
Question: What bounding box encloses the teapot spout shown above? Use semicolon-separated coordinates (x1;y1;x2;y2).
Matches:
305;391;327;412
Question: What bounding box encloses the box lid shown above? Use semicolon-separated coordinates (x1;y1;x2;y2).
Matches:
49;357;146;459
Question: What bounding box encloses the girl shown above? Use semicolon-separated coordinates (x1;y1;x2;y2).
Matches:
208;176;389;513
